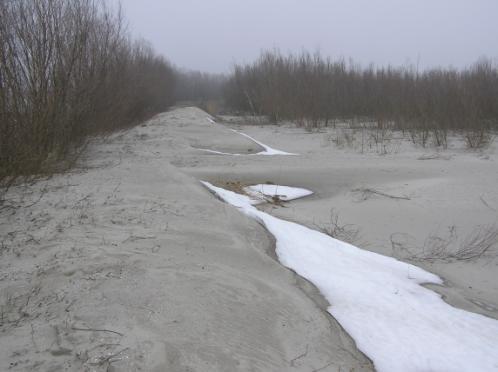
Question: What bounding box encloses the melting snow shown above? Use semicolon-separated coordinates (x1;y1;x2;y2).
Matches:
231;129;297;155
201;181;498;372
199;126;297;155
244;184;313;202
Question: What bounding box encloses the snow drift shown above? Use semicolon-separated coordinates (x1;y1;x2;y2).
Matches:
202;181;498;372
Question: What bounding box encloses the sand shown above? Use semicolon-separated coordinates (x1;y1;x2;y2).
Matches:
0;108;372;371
190;117;498;320
1;106;496;371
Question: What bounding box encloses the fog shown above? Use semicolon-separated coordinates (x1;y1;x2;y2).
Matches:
117;0;498;73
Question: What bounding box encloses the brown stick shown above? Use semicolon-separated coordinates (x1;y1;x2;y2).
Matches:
71;327;124;337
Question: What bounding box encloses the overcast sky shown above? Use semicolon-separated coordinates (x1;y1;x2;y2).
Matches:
118;0;498;73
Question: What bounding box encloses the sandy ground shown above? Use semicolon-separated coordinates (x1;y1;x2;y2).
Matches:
191;116;498;320
0;108;373;371
1;106;497;371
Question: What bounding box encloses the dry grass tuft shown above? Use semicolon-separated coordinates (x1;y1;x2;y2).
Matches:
391;224;498;262
314;209;361;245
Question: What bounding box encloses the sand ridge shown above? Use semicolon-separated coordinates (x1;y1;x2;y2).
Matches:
0;107;373;371
1;106;497;371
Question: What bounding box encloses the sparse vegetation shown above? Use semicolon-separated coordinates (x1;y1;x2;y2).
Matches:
391;224;498;262
314;209;361;245
324;124;402;154
225;50;498;148
464;128;495;149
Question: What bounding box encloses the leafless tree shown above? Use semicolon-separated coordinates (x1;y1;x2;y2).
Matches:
225;50;498;147
0;0;176;182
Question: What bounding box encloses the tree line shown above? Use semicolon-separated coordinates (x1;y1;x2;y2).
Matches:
224;50;498;147
0;0;176;181
2;0;497;183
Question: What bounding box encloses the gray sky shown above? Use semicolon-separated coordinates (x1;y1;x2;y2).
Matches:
118;0;498;73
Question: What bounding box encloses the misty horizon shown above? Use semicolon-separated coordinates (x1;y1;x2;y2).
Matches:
118;0;498;73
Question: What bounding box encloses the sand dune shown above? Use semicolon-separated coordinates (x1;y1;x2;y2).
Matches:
1;106;497;371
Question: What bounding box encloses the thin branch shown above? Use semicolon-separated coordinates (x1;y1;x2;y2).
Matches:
480;195;496;212
71;327;124;337
353;187;411;201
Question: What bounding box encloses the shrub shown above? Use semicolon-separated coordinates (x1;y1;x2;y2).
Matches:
0;0;176;182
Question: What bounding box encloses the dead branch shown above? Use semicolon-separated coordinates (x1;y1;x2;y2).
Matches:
97;347;129;366
71;327;124;337
353;187;411;201
290;344;309;367
311;361;335;372
314;209;361;245
480;195;496;212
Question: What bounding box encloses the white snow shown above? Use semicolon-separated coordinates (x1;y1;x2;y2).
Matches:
199;148;244;156
206;117;216;124
231;129;297;155
201;181;498;372
244;184;313;202
199;127;297;156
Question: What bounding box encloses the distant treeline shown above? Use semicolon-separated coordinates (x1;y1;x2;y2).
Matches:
173;69;227;115
0;0;175;181
3;1;498;183
224;50;498;145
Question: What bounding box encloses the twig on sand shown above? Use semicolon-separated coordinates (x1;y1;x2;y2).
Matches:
353;187;410;201
311;361;335;372
71;327;124;337
314;209;361;245
97;347;129;365
290;344;309;366
0;185;47;213
480;195;496;211
21;189;46;208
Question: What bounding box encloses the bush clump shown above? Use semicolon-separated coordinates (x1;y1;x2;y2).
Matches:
0;0;176;182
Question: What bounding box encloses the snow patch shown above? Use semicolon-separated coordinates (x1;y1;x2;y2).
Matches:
199;128;297;156
244;184;313;202
231;129;297;155
201;181;498;372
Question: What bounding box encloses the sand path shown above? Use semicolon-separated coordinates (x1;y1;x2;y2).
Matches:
0;107;372;371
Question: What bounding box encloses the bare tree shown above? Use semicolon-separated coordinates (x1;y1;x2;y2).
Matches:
0;0;176;182
224;50;498;147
